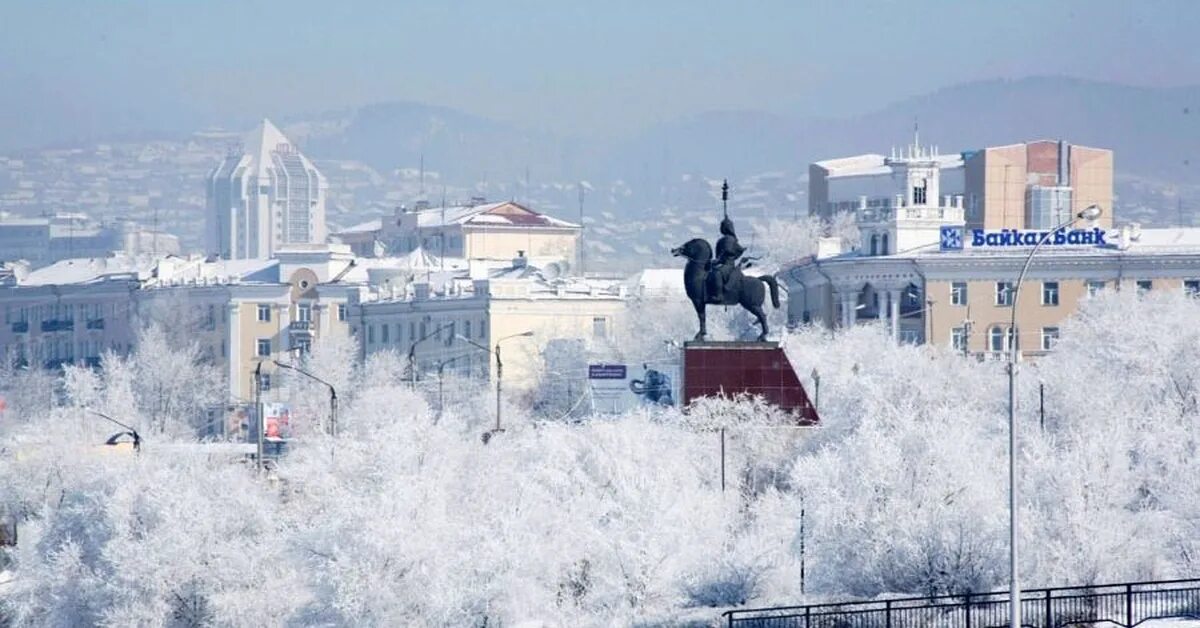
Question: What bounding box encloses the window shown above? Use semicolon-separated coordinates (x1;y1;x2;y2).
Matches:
1137;280;1153;294
367;325;375;344
1186;280;1200;297
409;322;416;341
913;180;927;205
1041;281;1059;306
870;234;879;256
297;303;312;322
1041;327;1060;351
990;327;1004;352
381;324;390;343
395;324;403;344
256;339;271;357
445;321;456;346
880;233;889;256
995;282;1014;306
206;305;216;330
951;282;967;306
260;373;271;391
951;327;968;352
257;304;271;322
464;320;472;339
337;303;348;321
1086;280;1106;297
593;317;607;338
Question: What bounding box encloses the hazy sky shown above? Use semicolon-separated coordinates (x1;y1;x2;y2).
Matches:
2;0;1199;143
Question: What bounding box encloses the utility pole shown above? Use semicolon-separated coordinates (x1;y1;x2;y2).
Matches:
254;362;264;472
722;179;729;220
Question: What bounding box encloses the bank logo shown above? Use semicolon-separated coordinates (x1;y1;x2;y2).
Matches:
940;225;964;251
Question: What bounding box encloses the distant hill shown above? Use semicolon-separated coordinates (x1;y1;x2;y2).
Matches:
288;77;1200;190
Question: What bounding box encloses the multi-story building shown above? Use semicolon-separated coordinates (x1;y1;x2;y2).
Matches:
0;245;359;402
354;254;626;385
205;119;328;260
0;213;179;268
809;138;1113;232
333;199;581;269
962;140;1113;230
782;220;1200;358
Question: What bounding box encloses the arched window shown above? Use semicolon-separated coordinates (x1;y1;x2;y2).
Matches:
881;233;890;256
870;234;879;256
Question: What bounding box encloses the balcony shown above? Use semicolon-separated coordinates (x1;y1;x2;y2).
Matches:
40;319;74;333
10;321;28;334
86;318;105;330
288;320;314;336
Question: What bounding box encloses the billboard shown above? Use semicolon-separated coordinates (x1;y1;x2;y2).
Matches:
588;362;678;413
262;402;293;441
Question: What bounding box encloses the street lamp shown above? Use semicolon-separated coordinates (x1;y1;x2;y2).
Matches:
433;354;468;423
272;360;338;438
85;408;141;452
1006;204;1102;628
407;323;453;388
810;368;820;412
457;331;534;442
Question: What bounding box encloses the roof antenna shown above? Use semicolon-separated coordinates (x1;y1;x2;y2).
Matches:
913;119;920;157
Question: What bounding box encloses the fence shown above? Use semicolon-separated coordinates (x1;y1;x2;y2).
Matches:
723;578;1200;628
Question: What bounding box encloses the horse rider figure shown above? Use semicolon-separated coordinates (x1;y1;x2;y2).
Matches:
707;216;746;304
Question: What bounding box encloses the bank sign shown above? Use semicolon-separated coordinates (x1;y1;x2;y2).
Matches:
939;226;1107;252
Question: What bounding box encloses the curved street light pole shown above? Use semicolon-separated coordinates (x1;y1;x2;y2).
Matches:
272;360;338;438
407;323;453;389
1006;205;1102;628
456;331;534;439
85;407;141;452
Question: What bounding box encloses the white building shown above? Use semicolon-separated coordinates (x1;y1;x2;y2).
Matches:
355;254;627;386
206;119;328;260
809;136;965;220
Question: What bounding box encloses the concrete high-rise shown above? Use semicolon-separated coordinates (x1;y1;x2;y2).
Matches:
205;119;328;259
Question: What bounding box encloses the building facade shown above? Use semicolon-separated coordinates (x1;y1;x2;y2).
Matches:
205;119;328;260
782;225;1200;358
334;199;581;270
0;246;358;402
355;260;626;386
810;138;1113;232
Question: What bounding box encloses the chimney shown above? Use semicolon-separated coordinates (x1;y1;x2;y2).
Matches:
513;250;527;268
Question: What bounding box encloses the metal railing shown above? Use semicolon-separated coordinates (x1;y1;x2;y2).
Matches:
723;579;1200;628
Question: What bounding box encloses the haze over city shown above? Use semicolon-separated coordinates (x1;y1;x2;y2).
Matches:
6;4;1200;627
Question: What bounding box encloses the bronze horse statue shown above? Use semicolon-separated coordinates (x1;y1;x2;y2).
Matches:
671;238;780;341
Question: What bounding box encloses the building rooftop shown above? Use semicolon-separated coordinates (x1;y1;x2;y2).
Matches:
408;200;580;229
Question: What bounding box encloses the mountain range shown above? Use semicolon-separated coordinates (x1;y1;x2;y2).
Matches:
4;76;1198;188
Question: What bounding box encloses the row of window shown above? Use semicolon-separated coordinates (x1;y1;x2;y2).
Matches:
949;326;1061;353
947;279;1198;307
4;302;117;324
255;303;348;323
364;318;485;347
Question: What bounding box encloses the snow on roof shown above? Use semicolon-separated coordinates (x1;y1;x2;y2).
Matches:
334;218;383;234
817;152;964;179
411;201;580;229
20;254;160;286
624;268;683;297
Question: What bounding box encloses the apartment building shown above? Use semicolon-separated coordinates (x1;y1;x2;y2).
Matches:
809;137;1113;231
0;245;360;401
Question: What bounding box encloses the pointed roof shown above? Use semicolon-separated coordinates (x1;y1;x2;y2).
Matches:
245;118;293;167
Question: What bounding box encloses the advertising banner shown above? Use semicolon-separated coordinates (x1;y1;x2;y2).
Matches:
588;362;678;413
263;402;293;441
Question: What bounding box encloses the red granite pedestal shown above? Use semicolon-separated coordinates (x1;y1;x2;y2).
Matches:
682;341;819;425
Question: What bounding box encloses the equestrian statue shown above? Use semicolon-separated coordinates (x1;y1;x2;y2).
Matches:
670;181;780;341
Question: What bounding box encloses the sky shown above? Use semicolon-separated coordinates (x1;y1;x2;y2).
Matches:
2;0;1199;146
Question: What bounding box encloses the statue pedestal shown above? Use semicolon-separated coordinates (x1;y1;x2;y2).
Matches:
682;341;819;425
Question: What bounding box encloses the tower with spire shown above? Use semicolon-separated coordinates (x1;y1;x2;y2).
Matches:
205;118;328;259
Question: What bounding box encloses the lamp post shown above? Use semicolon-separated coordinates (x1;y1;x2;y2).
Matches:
85;408;141;452
810;368;820;412
407;323;453;389
254;362;264;471
1006;204;1102;628
433;354;467;423
457;331;534;441
272;360;338;438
